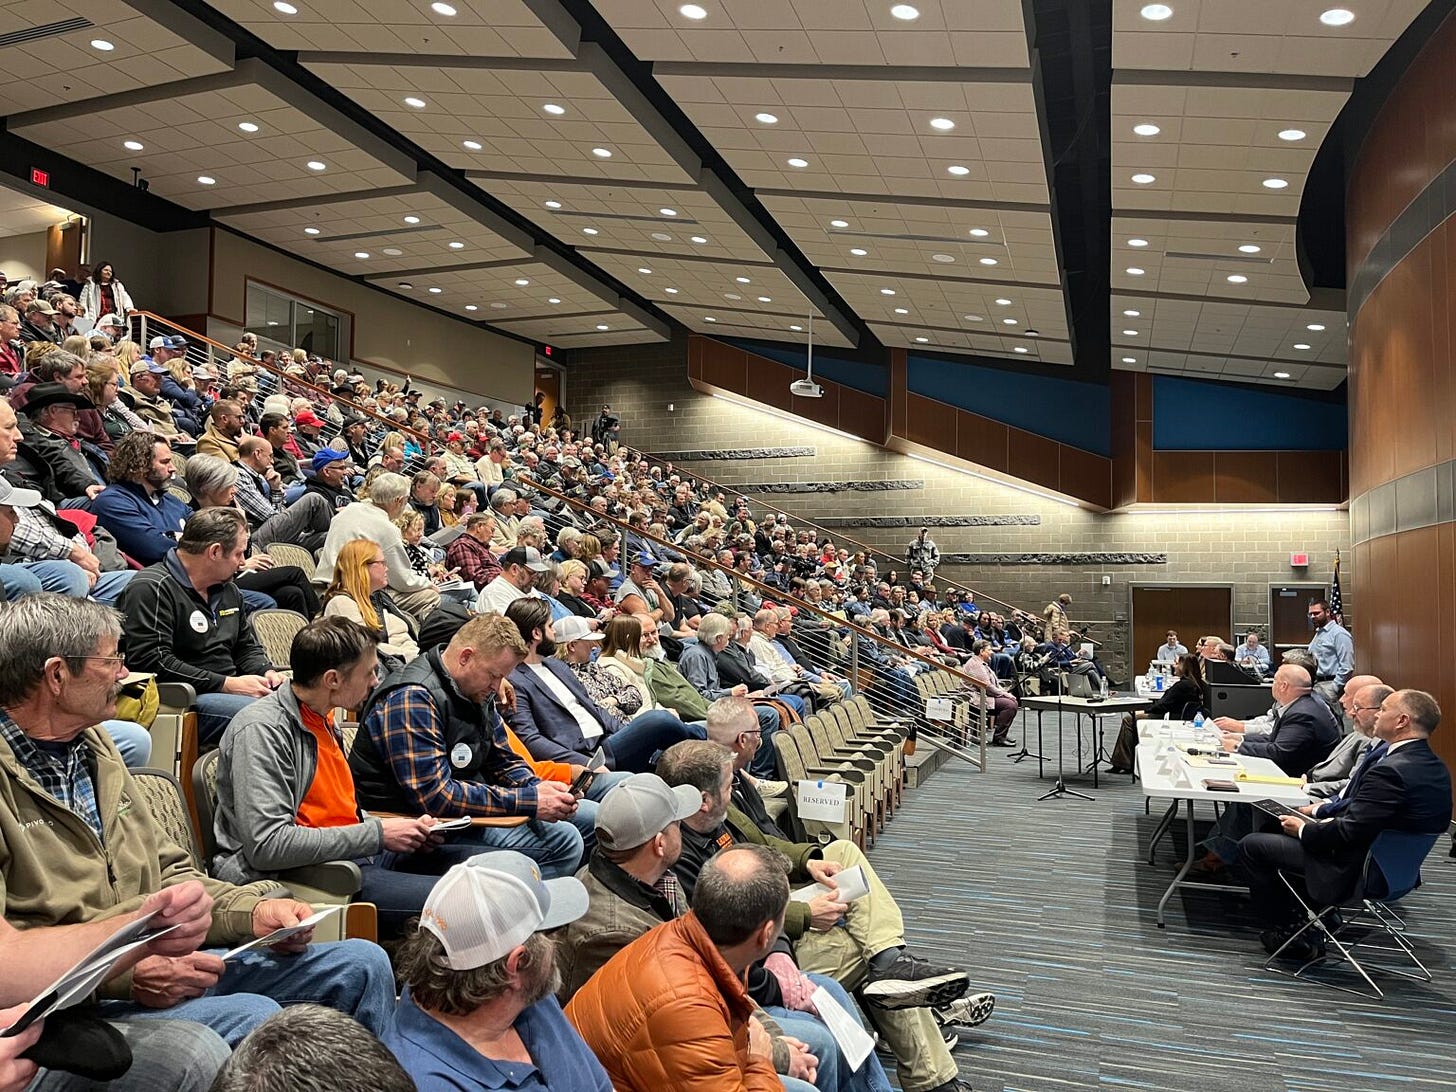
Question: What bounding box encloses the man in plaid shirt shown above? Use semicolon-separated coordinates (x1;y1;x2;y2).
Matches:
348;613;587;878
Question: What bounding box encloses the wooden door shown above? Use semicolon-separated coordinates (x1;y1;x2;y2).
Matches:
1129;585;1233;671
1269;584;1324;650
533;366;561;425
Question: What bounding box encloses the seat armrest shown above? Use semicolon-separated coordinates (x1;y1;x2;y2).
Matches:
157;682;197;709
277;860;363;899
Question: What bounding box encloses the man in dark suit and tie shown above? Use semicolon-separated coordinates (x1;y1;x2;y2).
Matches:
1238;688;1453;958
1220;664;1341;777
501;597;702;772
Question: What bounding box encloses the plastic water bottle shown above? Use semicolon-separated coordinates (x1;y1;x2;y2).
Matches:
1192;712;1205;729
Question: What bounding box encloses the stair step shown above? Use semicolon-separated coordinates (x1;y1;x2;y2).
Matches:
905;740;951;789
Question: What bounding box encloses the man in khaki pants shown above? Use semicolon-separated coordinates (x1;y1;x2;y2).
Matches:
660;707;996;1092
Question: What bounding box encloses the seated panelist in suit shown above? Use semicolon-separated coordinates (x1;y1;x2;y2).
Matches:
501;597;703;772
1220;664;1341;777
1237;688;1452;957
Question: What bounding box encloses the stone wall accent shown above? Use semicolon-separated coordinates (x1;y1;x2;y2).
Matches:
817;515;1042;528
650;446;816;461
737;479;924;494
940;552;1168;565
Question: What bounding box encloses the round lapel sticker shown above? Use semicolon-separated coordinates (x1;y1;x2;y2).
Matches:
188;610;210;634
449;743;473;769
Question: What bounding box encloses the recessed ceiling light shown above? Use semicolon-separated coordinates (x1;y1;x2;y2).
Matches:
1307;323;1326;331
123;140;144;151
659;208;678;216
89;38;115;50
979;257;998;266
679;3;708;18
1238;244;1262;253
755;112;779;125
591;147;613;158
915;336;930;343
995;298;1013;306
725;292;742;300
969;227;990;237
1013;346;1029;353
690;235;708;244
890;5;920;20
1294;343;1311;350
932;253;955;263
1131;173;1156;185
1319;8;1355;26
273;1;297;12
1133;123;1161;136
1123;309;1140;317
465;304;478;311
947;165;970;176
544;200;562;209
237;122;260;133
850;248;869;256
964;313;984;322
306;160;326;171
757;296;771;303
354;250;370;259
490;302;508;309
1227;274;1248;283
1003;318;1018;325
432;2;457;14
463;140;483;151
383;248;402;256
448;241;465;249
929;117;955;131
651;232;672;241
304;227;320;235
880;288;896;296
830;219;849;228
1127;267;1146;275
514;278;531;286
597;322;612;330
638;267;653;275
735;276;751;284
665;287;679;294
1123;329;1139;336
787;158;809;168
894;308;910;315
428;287;442;294
704;316;717;323
1122;357;1136;364
790;325;803;332
581;227;602;237
197;175;216;185
1262;177;1289;189
1278;128;1307;142
542;103;566;115
404;215;421;224
1274;371;1291;379
1140;3;1173;20
403;96;427;109
548;297;562;304
1128;238;1148;247
398;282;413;289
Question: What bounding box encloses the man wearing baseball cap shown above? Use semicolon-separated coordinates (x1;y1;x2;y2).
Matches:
292;409;327;459
615;548;675;634
476;544;548;615
301;446;355;513
383;852;610;1089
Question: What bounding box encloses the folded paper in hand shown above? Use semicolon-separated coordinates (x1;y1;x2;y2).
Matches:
791;864;870;905
222;905;342;961
431;816;474;832
810;985;876;1071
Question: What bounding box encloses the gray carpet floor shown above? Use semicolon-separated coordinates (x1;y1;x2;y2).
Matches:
863;711;1456;1092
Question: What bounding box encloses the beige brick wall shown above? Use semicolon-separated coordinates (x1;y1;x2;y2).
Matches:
564;336;1351;677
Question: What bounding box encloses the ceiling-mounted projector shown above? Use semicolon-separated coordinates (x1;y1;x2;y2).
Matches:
790;378;823;398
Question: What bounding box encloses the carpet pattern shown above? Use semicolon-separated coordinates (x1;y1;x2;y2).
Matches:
864;711;1456;1091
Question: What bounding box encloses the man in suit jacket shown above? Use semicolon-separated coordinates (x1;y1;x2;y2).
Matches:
1221;664;1340;777
502;597;700;773
1238;688;1453;957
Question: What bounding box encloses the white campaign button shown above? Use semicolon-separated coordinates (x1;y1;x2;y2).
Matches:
449;743;472;769
188;610;210;634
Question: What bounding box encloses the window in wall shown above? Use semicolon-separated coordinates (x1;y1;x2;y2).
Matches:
244;282;344;360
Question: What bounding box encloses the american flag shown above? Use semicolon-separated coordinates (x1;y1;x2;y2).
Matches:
1329;551;1344;625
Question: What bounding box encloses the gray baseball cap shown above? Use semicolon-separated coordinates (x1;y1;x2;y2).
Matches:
595;773;701;851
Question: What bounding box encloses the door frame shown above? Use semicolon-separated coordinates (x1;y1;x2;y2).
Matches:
1128;582;1235;670
1267;582;1326;652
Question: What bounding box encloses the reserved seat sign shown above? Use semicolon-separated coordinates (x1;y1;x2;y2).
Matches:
796;779;849;822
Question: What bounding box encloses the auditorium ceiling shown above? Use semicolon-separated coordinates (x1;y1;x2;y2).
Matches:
0;0;1441;389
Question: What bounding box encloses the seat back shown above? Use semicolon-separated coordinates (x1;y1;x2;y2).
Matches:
251;608;310;666
131;767;203;870
191;750;223;866
1364;829;1442;902
265;542;317;579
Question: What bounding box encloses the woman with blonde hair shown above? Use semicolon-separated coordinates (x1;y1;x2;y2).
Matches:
322;538;420;668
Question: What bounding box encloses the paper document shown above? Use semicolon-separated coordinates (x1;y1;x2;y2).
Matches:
791;865;870;905
222;906;342;961
810;986;876;1071
1;911;182;1036
431;816;474;832
1235;770;1304;787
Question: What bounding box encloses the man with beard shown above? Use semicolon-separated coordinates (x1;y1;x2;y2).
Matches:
383;851;611;1090
90;432;192;564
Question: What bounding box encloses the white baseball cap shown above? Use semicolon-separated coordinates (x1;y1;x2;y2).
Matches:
554;615;602;644
420;850;589;971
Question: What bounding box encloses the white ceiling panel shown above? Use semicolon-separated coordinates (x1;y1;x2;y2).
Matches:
0;187;80;238
304;59;698;184
489;309;667;347
827;271;1070;343
481;177;771;262
546;325;668;348
215;187;530;275
1110;215;1308;303
659;73;1045;201
1113;0;1431;78
204;0;576;59
656;302;855;348
0;0;233;115
582;250;825;318
870;321;1071;364
364;260;617;318
589;0;1029;67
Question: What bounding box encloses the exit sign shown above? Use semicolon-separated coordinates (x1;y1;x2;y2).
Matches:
29;167;49;188
1290;552;1310;568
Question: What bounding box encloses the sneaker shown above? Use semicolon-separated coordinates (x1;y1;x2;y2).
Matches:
754;778;790;799
935;992;996;1028
860;953;970;1011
